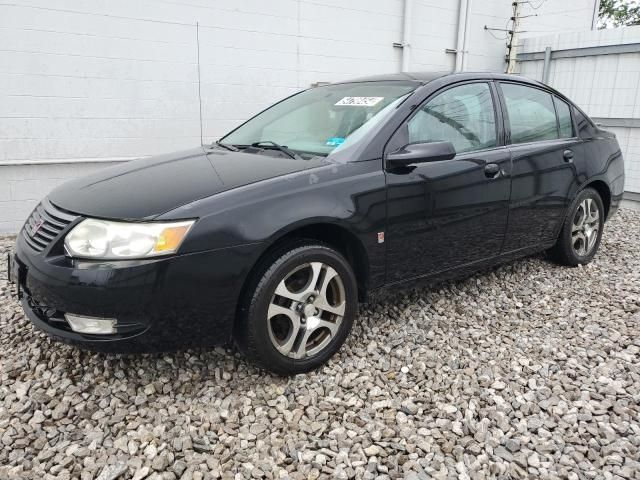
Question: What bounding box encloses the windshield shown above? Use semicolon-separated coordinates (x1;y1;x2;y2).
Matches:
220;81;417;160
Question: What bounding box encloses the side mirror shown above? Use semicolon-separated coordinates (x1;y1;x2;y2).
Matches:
386;141;456;168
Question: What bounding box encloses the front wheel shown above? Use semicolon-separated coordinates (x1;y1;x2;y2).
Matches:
235;242;358;375
549;187;605;266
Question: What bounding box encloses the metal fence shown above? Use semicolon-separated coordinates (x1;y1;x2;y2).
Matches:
518;26;640;196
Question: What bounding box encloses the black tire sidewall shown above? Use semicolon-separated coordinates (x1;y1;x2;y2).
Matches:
242;243;358;374
561;188;605;265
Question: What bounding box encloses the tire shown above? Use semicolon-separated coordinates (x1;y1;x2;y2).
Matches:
549;187;605;266
235;241;358;375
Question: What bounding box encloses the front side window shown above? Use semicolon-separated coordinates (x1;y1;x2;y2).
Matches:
554;97;574;138
406;82;497;154
501;83;559;144
221;81;416;159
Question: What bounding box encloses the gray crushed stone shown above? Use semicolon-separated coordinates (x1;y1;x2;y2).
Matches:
0;208;639;479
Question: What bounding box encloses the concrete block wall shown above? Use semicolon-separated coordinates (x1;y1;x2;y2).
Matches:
1;0;595;233
0;161;123;234
519;26;640;194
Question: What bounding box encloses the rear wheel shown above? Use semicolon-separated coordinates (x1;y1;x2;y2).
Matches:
550;187;604;266
235;242;358;375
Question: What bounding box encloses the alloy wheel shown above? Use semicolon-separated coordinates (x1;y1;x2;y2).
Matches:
572;198;600;256
267;262;346;359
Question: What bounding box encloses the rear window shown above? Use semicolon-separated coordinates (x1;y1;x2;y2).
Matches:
501;83;558;144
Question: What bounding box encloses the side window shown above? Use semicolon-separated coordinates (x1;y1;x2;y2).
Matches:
574;108;597;139
554;97;574;138
407;83;497;154
501;83;558;144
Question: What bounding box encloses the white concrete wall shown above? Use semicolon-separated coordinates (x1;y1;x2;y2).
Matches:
0;162;122;234
518;26;640;194
0;0;595;233
464;0;598;71
519;0;599;36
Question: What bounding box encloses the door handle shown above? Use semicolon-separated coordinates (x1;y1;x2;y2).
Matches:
484;162;501;178
563;149;574;162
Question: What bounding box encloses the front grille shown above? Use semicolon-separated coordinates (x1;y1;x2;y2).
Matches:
22;199;77;252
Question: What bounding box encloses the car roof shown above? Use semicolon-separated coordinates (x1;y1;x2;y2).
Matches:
333;71;449;84
334;71;543;87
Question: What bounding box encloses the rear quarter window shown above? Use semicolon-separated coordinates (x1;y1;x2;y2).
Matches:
554;97;574;138
574;108;597;139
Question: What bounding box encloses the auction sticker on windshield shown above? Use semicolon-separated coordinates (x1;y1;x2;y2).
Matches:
335;96;384;107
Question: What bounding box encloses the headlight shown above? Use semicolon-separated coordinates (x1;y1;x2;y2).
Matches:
64;219;195;259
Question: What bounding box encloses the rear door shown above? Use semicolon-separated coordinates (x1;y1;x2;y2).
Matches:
384;81;512;282
497;82;580;252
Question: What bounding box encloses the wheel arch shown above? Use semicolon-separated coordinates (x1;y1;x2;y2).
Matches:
582;179;611;220
236;221;371;319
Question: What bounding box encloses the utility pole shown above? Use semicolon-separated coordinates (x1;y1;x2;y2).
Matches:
506;1;521;73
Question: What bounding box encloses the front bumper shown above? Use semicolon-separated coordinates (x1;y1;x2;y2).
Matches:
10;232;259;352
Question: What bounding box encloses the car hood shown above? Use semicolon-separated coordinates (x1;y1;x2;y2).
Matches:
49;147;328;219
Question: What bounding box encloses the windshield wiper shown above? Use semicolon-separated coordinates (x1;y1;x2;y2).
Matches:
214;140;239;152
250;140;301;160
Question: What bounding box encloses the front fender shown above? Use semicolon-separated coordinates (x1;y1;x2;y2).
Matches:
159;160;387;285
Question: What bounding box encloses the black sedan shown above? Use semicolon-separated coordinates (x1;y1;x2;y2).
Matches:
9;72;625;375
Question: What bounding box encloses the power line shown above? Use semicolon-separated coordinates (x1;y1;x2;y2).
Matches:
523;0;548;10
505;0;550;72
486;0;541;69
484;26;509;41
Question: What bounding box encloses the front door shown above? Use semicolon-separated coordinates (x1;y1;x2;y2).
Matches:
384;81;512;283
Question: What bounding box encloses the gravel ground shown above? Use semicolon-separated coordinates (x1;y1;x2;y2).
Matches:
1;209;639;480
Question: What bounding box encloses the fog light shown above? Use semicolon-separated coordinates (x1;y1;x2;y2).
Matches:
65;313;117;334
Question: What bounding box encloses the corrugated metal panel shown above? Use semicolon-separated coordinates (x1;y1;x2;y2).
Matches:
519;26;640;194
